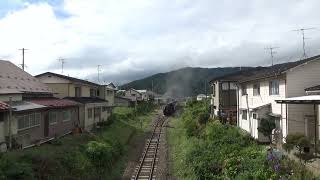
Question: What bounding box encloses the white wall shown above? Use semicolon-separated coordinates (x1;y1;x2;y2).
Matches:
238;77;286;141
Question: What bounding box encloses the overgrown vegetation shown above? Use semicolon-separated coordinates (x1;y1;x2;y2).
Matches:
168;100;316;179
0;103;157;180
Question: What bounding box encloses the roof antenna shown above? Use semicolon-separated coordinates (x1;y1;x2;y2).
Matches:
58;58;66;74
292;27;317;59
265;46;279;66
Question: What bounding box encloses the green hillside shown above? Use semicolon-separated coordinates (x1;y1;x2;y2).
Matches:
120;67;250;97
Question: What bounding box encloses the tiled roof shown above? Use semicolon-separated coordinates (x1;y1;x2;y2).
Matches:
29;98;80;108
240;54;320;83
0;101;9;111
36;72;99;87
305;85;320;92
210;67;264;83
0;60;51;94
64;97;108;104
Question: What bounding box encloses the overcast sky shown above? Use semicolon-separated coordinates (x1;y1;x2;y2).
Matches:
1;0;320;85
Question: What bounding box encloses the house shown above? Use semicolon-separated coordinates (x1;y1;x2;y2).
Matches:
196;94;207;101
64;97;109;131
0;60;80;150
210;68;263;124
238;55;320;143
115;96;135;107
14;98;79;148
36;72;111;131
125;88;142;101
136;90;155;101
99;83;116;106
0;101;9;152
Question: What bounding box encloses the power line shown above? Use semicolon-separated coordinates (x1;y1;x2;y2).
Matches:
58;58;66;74
18;48;28;71
264;46;279;66
292;27;317;59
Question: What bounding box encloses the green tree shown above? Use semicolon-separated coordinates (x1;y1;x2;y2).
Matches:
257;115;276;143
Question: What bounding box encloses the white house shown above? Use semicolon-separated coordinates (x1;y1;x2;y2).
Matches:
238;55;320;143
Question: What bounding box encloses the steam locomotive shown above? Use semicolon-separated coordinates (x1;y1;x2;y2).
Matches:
163;101;177;116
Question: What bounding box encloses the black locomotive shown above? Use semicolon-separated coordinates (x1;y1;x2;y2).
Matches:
163;102;176;116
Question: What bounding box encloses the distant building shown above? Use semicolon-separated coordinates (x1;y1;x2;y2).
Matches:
196;94;207;101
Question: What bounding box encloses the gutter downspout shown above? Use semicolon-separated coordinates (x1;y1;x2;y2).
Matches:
314;104;318;155
246;94;252;136
236;83;240;127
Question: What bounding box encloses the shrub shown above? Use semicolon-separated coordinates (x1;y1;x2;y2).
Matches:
257;115;276;143
0;156;34;180
86;141;113;171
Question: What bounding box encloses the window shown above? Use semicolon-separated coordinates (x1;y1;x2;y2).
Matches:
88;108;93;119
97;90;100;97
230;82;237;90
49;112;58;125
17;113;41;130
75;87;81;97
253;83;260;96
242;110;248;120
269;80;279;95
241;84;247;95
90;89;97;97
62;110;71;122
252;113;257;119
102;106;108;112
222;82;229;90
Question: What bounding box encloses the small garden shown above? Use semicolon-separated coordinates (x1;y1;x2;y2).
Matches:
0;102;157;180
168;100;317;179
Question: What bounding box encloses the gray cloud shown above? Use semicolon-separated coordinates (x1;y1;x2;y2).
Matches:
1;0;320;84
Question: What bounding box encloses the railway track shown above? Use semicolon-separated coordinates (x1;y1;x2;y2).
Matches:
131;115;167;180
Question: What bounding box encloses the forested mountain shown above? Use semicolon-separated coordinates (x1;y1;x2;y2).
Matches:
121;67;250;97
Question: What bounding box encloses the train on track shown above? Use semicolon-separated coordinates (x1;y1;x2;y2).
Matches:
163;101;177;116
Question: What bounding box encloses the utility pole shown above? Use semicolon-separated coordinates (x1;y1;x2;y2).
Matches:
97;65;101;83
292;28;316;59
18;48;28;71
8;97;12;150
58;58;66;74
265;46;279;66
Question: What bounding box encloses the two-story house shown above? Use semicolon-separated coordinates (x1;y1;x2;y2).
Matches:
0;61;79;150
36;72;110;131
210;68;263;124
238;55;320;143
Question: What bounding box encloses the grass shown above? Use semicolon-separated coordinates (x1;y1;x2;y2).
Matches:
0;106;157;180
167;117;197;179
